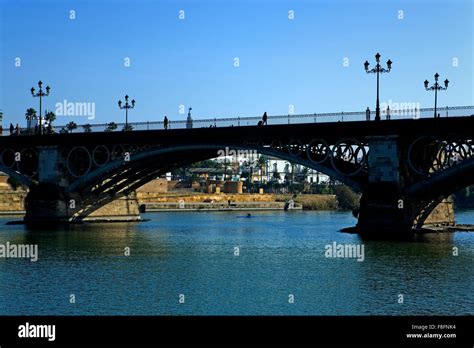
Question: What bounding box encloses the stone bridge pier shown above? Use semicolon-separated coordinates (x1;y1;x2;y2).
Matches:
23;146;140;226
356;136;454;238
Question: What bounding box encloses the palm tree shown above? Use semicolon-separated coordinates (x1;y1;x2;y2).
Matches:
25;108;37;132
44;110;56;124
291;163;295;184
66;121;77;133
44;110;56;134
258;155;267;184
105;122;118;132
301;167;309;183
272;163;280;181
82;124;92;133
284;163;291;183
122;124;134;132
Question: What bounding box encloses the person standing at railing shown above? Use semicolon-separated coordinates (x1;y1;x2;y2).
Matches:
262;112;268;125
366;107;371;121
9;123;13;135
164;115;169;130
386;106;391;120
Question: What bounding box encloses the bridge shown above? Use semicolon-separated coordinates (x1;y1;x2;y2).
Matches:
1;105;474;238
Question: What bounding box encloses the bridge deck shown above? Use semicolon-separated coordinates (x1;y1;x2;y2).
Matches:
2;115;474;147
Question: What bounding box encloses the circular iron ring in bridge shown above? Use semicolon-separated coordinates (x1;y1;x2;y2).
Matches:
128;144;139;154
111;145;125;161
468;140;474;157
17;148;39;178
407;136;442;176
330;138;367;176
287;139;304;156
271;140;284;152
437;139;472;169
306;139;329;164
0;148;17;169
92;145;110;167
67;146;92;178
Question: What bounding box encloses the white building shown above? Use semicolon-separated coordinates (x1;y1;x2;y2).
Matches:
266;157;330;184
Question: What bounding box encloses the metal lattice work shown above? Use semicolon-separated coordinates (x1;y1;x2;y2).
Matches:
264;137;368;178
0;148;16;169
0;147;38;179
92;145;110;167
65;144;160;178
287;139;304;156
306;139;329;164
330;139;368;176
66;147;92;178
408;136;474;176
436;139;474;169
18;148;39;178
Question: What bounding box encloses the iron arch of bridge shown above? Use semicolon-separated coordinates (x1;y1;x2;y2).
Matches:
68;143;367;193
0;166;34;187
406;156;474;228
64;143;368;219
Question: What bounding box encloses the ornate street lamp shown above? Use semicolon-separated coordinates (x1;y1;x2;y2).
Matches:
364;53;392;121
30;80;51;134
424;73;449;118
118;95;135;130
186;107;193;129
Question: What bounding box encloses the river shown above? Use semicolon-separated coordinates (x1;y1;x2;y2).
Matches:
0;210;473;315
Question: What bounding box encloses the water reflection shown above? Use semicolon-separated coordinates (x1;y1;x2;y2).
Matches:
0;211;472;315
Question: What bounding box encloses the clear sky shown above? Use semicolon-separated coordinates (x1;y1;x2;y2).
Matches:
0;0;472;126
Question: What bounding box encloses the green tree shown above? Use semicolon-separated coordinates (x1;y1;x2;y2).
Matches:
7;176;23;191
44;110;56;134
44;110;56;124
284;163;291;183
122;124;134;132
257;155;267;184
301;167;309;179
189;160;223;169
25;108;37;130
105;122;118;132
334;185;360;211
82;124;92;133
66;121;78;133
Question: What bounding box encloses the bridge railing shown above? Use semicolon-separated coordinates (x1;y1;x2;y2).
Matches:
9;105;474;135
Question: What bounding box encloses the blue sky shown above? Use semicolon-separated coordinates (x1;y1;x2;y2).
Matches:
0;0;472;126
